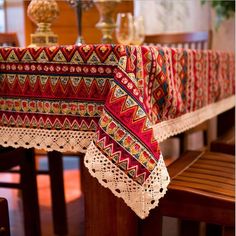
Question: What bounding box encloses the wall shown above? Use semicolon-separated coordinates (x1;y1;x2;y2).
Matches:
134;0;235;51
134;0;211;34
4;0;133;46
211;11;235;51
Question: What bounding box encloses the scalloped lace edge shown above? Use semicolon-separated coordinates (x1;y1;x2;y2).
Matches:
153;95;235;142
84;141;170;219
0;127;96;153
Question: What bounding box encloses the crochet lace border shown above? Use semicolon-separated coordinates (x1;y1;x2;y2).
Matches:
84;141;170;219
0;127;95;153
153;95;235;142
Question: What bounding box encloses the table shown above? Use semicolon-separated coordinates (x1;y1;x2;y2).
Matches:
0;45;234;222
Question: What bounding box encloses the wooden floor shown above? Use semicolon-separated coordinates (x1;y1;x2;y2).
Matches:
0;168;85;236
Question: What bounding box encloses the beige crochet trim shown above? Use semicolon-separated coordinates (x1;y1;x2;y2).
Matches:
84;141;170;219
0;127;95;153
153;95;235;142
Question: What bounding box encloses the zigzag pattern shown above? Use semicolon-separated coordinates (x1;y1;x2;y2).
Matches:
0;113;98;131
95;129;149;184
106;85;159;155
0;73;113;100
0;45;125;64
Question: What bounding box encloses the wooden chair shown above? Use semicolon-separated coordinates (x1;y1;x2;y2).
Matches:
0;197;10;236
144;31;212;49
157;150;235;236
0;147;41;236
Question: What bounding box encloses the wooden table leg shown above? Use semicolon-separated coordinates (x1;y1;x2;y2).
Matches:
48;151;68;235
138;208;163;236
81;159;138;236
179;220;201;236
21;148;41;236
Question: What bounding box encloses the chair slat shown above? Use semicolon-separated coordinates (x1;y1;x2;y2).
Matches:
169;184;234;202
174;175;234;191
181;171;234;185
170;180;234;198
187;167;234;179
144;31;211;49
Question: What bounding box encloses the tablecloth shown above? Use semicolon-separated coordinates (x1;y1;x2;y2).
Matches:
0;45;234;218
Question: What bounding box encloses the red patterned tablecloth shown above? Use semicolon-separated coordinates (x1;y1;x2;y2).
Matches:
0;45;234;218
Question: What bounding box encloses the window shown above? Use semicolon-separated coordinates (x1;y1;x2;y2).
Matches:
0;0;5;32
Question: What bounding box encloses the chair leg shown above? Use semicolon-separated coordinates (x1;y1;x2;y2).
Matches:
20;148;41;236
48;151;68;235
0;198;10;236
179;220;200;236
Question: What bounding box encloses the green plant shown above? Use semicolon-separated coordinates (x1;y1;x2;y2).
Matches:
202;0;235;27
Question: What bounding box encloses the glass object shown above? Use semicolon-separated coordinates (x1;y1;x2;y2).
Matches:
131;15;145;45
94;0;121;44
115;12;133;45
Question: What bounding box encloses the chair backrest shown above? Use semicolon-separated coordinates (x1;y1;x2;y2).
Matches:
144;31;212;50
0;32;19;47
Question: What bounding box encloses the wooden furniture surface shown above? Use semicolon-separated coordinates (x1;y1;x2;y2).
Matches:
0;198;10;236
144;31;212;49
162;151;235;226
0;147;41;236
0;32;19;46
157;151;235;236
211;127;235;156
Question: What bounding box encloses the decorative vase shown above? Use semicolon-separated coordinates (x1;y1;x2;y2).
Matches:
27;0;59;47
94;0;121;43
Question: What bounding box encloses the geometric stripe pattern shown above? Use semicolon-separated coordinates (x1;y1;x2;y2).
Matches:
0;45;234;217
